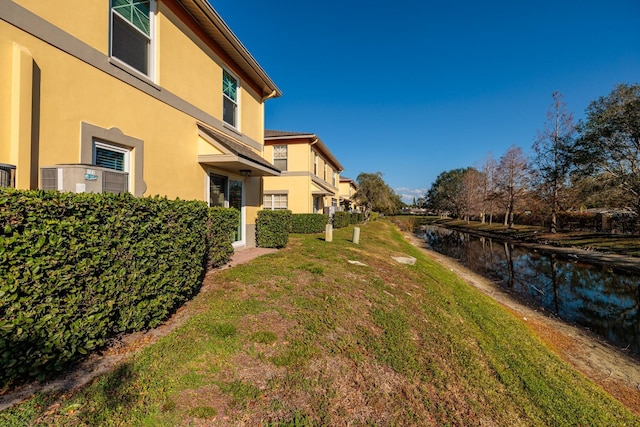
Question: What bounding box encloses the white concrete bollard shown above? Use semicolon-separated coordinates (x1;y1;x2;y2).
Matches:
352;227;360;244
325;223;333;242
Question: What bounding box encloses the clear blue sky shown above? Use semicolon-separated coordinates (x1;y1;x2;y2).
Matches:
212;0;640;204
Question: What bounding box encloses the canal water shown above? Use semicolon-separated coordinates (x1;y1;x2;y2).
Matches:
420;225;640;356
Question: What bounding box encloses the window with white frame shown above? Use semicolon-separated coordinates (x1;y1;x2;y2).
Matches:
264;193;288;210
110;0;154;76
314;152;318;176
223;70;239;127
273;145;287;171
94;141;130;173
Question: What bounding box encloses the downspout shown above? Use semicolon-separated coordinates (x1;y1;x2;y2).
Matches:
260;89;278;158
309;137;318;212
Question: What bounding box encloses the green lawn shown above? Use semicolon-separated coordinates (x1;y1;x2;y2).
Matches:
2;220;638;426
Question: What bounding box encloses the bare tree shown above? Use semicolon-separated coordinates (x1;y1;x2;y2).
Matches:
480;153;498;224
532;91;575;233
496;145;530;228
456;168;483;223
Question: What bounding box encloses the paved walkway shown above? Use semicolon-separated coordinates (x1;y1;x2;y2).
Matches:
228;247;278;267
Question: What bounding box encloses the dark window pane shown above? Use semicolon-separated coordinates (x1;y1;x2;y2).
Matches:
95;147;125;171
274;158;287;171
223;96;236;126
112;13;149;74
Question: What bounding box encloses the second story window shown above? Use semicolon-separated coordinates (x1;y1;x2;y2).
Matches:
313;152;318;176
110;0;153;76
223;70;238;127
273;145;287;171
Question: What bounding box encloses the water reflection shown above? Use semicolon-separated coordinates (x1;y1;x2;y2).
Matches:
422;226;640;355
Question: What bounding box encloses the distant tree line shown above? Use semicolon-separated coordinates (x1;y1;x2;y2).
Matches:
425;83;640;233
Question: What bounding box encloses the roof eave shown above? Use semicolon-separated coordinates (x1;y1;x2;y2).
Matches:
178;0;282;99
265;132;344;172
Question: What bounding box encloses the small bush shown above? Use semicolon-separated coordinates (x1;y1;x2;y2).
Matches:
350;212;364;224
256;210;291;248
208;207;239;268
290;214;328;234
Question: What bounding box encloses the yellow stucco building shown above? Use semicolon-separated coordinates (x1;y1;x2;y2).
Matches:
263;130;344;214
339;176;360;212
0;0;281;247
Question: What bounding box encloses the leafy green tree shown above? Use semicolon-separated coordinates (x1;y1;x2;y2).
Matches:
426;168;468;217
573;83;640;215
532;91;575;233
353;172;402;221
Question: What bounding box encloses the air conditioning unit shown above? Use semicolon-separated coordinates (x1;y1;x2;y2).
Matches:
40;164;128;194
323;206;336;216
0;163;16;188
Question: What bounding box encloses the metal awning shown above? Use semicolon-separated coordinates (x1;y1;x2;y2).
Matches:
311;177;336;196
198;125;280;177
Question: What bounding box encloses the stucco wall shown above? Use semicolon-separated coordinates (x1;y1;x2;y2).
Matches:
1;2;267;200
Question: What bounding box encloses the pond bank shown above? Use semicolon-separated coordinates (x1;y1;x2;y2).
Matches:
428;220;640;273
402;230;640;416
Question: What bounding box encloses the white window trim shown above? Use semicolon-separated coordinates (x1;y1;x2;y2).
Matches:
93;141;131;173
273;145;287;171
222;68;241;131
93;140;132;191
109;0;156;80
206;170;246;248
264;193;288;210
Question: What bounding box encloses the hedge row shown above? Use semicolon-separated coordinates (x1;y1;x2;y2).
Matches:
0;189;237;386
256;209;368;247
333;211;350;229
256;210;291;248
290;213;328;233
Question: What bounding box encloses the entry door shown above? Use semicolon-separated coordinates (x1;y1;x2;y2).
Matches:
209;174;243;244
229;179;243;241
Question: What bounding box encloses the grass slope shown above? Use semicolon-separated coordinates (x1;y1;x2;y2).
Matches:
2;220;638;426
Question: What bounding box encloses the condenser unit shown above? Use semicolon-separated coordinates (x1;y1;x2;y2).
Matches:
0;163;16;188
40;164;128;194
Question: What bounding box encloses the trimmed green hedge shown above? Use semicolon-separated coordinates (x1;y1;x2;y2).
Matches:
290;213;328;234
333;212;350;229
208;207;240;268
0;189;237;386
256;210;291;248
350;212;364;224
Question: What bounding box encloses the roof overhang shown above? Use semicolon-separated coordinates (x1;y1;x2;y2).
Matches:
265;132;344;172
176;0;282;100
198;125;281;177
311;176;337;196
198;154;279;177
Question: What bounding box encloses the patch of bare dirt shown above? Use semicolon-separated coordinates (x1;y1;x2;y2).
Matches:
404;232;640;416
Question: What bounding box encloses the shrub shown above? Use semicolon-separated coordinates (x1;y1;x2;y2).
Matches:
0;188;235;386
256;210;291;248
290;214;328;234
208;207;239;268
350;212;364;224
333;211;350;229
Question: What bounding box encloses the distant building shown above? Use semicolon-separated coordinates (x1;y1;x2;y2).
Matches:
339;176;360;212
263;130;344;213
